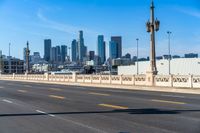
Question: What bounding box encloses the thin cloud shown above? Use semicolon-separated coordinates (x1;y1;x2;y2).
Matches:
36;9;98;36
177;7;200;18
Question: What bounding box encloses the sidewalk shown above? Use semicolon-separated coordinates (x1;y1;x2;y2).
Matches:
1;79;200;95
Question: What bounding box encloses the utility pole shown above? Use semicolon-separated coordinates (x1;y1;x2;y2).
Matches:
167;31;172;75
136;38;139;75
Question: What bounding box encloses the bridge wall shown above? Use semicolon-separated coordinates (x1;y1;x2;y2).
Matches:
0;73;199;88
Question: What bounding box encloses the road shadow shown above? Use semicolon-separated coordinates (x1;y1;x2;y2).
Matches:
0;108;200;117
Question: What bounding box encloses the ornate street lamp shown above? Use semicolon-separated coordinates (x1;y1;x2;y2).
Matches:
146;0;160;86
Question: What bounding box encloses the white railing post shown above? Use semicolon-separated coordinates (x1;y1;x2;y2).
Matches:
13;73;15;80
171;75;173;87
190;75;193;88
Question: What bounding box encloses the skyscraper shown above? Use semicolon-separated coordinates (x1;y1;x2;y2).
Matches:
50;47;56;63
111;36;122;58
109;41;118;59
77;31;86;62
44;39;52;62
71;40;77;62
61;45;67;63
89;51;95;61
97;35;106;64
56;46;61;63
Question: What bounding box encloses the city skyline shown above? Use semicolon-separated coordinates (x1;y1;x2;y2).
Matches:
0;0;200;59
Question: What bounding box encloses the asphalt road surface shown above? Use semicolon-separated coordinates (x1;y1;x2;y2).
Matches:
0;80;200;133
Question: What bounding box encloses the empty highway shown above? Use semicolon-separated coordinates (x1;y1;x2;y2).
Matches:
0;80;200;133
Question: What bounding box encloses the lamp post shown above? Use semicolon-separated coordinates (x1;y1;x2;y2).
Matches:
167;31;172;75
146;0;160;85
136;38;139;75
26;41;30;74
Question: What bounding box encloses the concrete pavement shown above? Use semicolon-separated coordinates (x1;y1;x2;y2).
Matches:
0;80;200;133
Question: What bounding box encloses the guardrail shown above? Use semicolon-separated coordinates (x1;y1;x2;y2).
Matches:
0;73;199;88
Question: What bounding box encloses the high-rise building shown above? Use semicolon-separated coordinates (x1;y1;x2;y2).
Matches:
97;35;106;64
23;48;27;63
77;31;86;62
111;36;122;58
44;39;51;62
61;45;67;63
184;53;198;58
56;46;61;62
89;51;95;61
71;40;77;62
50;47;57;62
109;41;118;59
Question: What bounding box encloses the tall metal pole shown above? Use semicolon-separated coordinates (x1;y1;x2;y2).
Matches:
146;0;160;86
136;38;139;75
167;31;172;75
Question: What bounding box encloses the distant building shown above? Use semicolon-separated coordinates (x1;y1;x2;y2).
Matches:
31;52;41;64
109;41;118;59
89;51;95;61
61;45;67;63
172;55;181;59
56;46;61;63
50;47;57;63
23;48;27;63
112;58;131;66
118;58;200;75
97;35;106;64
111;36;122;58
71;40;78;62
123;53;131;59
44;39;52;62
77;31;87;62
163;55;172;60
0;57;24;74
184;53;198;58
156;56;163;60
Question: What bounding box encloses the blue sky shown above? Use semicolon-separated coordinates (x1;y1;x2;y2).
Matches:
0;0;200;59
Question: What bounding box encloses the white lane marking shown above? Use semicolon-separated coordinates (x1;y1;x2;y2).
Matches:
2;99;13;104
162;94;185;98
49;114;55;117
0;86;4;89
36;110;55;117
36;110;46;114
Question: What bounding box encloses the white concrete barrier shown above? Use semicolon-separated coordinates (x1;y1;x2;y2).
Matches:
173;75;192;88
135;75;146;86
0;73;199;88
192;75;200;88
121;75;135;85
155;75;172;87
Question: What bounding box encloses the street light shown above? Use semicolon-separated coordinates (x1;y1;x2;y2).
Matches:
145;0;160;86
136;38;139;75
167;31;172;75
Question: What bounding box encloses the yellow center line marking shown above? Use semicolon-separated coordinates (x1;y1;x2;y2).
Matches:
151;99;186;105
99;104;128;109
49;95;66;100
49;88;62;91
89;92;110;96
17;90;27;93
